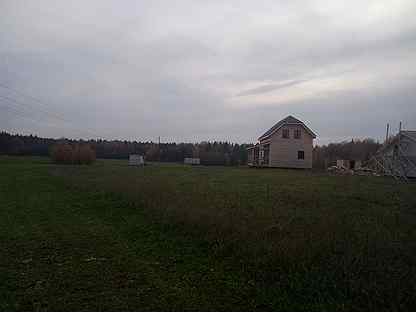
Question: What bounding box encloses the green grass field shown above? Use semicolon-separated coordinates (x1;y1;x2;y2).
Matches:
1;156;415;311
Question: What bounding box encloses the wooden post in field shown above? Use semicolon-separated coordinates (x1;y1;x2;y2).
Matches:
398;121;402;153
158;136;161;162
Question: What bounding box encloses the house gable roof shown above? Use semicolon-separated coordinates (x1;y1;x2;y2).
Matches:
258;115;316;141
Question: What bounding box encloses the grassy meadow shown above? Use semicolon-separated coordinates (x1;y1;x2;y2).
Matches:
1;156;415;311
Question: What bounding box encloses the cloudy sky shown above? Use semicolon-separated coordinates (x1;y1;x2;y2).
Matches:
1;0;415;144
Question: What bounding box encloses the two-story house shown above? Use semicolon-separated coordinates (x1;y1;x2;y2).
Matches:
247;116;316;169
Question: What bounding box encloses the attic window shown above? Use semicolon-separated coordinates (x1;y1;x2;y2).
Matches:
282;129;289;139
294;129;301;139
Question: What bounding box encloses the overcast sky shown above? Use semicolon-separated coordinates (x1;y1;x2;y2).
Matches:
1;0;415;144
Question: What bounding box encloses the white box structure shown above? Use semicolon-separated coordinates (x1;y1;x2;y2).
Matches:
129;155;144;166
184;158;200;165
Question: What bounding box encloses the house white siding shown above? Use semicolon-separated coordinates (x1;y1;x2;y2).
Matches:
265;125;313;169
247;115;316;169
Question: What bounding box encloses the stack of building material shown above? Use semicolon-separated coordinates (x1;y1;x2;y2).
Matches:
129;155;144;166
184;158;200;165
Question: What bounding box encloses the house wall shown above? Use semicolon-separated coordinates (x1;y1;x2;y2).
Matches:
264;125;313;168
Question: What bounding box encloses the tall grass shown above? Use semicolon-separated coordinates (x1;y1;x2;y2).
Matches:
54;161;416;310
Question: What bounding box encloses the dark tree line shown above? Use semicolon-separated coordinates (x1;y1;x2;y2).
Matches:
0;131;381;168
0;132;250;165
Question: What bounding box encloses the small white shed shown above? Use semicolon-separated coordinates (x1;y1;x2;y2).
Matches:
184;157;200;165
129;154;144;166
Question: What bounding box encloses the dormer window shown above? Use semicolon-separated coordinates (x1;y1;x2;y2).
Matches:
294;129;301;139
282;129;289;139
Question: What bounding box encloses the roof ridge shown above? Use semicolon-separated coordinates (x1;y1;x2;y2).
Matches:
258;115;316;140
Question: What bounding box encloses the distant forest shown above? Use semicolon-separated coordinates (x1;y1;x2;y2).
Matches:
0;131;250;165
313;139;381;169
0;131;381;168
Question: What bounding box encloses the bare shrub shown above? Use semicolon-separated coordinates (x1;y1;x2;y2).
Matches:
50;143;96;165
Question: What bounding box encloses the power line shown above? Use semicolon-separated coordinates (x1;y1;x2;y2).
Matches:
0;94;52;118
1;103;39;120
0;100;91;138
0;94;73;124
0;83;106;139
0;95;100;138
0;82;95;125
0;103;66;136
0;82;63;112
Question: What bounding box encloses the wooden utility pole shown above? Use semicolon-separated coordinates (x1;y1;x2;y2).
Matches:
398;122;402;152
158;136;161;162
385;123;390;143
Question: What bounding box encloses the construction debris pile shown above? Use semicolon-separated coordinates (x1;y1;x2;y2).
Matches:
370;130;416;182
326;124;416;182
327;164;376;176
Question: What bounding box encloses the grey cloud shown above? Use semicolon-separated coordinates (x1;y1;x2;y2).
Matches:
1;0;415;144
236;79;309;97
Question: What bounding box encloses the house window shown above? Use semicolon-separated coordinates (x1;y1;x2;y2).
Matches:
282;129;289;139
298;150;305;160
294;129;301;139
